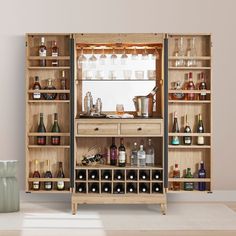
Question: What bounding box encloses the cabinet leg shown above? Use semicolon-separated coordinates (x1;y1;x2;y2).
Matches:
160;204;167;215
72;202;78;215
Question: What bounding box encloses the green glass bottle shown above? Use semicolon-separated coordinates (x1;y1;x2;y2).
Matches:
51;113;61;145
184;168;194;191
37;113;46;145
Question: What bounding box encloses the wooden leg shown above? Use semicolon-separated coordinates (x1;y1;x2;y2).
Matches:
72;202;78;215
160;203;167;215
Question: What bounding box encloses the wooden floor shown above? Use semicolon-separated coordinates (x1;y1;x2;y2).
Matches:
1;202;236;236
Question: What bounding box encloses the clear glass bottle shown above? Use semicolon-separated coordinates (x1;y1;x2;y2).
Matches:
173;38;184;67
186;37;197;67
131;142;138;167
146;139;155;166
137;145;146;167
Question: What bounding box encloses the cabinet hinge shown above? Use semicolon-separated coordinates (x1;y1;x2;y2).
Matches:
25;41;28;47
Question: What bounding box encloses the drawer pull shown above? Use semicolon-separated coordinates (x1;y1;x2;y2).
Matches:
137;127;142;131
94;127;99;131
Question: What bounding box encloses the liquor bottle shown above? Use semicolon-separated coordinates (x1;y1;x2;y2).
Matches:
147;86;158;97
198;72;207;100
172;81;185;100
56;162;65;191
102;183;111;193
118;138;126;167
114;170;123;180
77;170;86;180
39;37;47;67
171;112;180;145
51;40;59;67
59;71;68;100
139;183;148;193
184;168;194;191
138;145;146;167
51;113;61;145
32;76;41;100
173;164;181;191
197;114;205;145
32;159;40;190
42;79;57;100
152;183;161;193
152;170;161;180
187;72;195;100
186;37;197;67
198;161;206;191
146;139;155;166
77;183;86;193
127;183;136;193
37;113;46;145
127;170;136;180
139;170;148;180
130;142;138;167
114;184;124;194
89;170;98;180
183;114;192;145
110;137;117;166
44;160;53;191
90;183;99;193
102;171;111;180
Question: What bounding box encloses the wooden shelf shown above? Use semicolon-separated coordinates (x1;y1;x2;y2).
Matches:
28;66;70;70
79;79;156;82
28;90;70;93
28;100;70;103
168;145;211;149
168;133;211;137
28;145;70;149
168;56;211;60
168;100;211;104
28;190;70;194
169;90;211;94
28;178;70;182
28;56;70;60
168;178;211;182
168;67;211;70
167;190;211;193
28;132;70;137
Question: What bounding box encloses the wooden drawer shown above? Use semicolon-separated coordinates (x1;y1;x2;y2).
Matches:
77;123;118;136
120;122;162;136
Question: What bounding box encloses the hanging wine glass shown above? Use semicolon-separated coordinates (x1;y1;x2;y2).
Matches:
88;47;97;69
131;47;138;60
150;48;160;60
121;48;128;65
142;47;148;60
78;48;87;69
110;48;117;65
99;48;107;65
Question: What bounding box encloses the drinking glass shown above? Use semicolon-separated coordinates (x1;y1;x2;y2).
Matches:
121;48;128;65
99;48;107;65
110;48;117;65
142;47;149;60
123;70;132;80
109;70;117;80
116;104;124;115
147;70;156;80
131;47;138;60
135;70;144;80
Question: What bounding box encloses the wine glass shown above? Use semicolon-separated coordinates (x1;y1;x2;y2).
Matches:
142;47;148;60
88;48;97;69
121;48;128;65
131;47;138;60
78;48;87;69
110;48;117;65
99;48;107;65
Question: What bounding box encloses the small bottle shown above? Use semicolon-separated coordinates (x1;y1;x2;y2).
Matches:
37;113;46;145
197;114;205;145
183;114;192;145
102;183;111;193
114;170;123;180
43;79;57;100
77;170;86;180
152;183;161;193
56;162;65;191
32;76;41;100
172;81;185;100
198;72;207;100
198;161;206;191
127;183;136;193
171;112;180;145
89;170;98;180
146;139;155;166
39;37;47;67
102;171;111;180
77;183;86;193
51;40;59;67
139;170;148;180
114;184;124;194
173;164;181;191
130;142;138;167
127;170;136;180
118;138;126;167
90;183;99;193
138;145;146;167
59;71;68;100
187;72;195;100
139;183;148;193
184;168;194;191
32;160;40;190
110;137;117;166
44;160;53;191
51;113;61;145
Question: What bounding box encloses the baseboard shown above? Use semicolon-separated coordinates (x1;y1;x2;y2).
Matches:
20;190;236;202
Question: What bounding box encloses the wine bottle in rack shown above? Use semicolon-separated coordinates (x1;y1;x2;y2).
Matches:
183;114;192;145
197;114;205;145
43;79;57;100
32;76;41;100
173;164;181;191
130;142;138;167
152;183;161;193
59;71;68;100
127;183;136;193
184;168;194;191
171;112;180;145
77;183;86;193
146;138;155;166
114;184;124;194
39;37;47;67
110;137;118;166
51;113;61;145
139;183;148;193
32;159;40;190
139;170;148;180
102;183;111;193
89;170;99;180
77;170;86;180
56;162;65;191
198;72;207;100
44;160;53;191
90;183;99;193
127;170;136;180
102;170;111;180
138;145;146;167
198;161;206;191
51;40;59;67
114;170;123;180
37;113;46;145
187;72;195;100
152;170;161;180
118;138;126;167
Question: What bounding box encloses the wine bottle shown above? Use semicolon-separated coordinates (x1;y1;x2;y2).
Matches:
127;183;136;193
39;37;46;67
114;170;123;180
198;72;207;100
127;170;136;180
89;170;98;180
152;170;161;180
56;162;65;191
51;113;61;145
187;72;195;100
183;114;192;145
139;183;148;193
198;161;206;191
102;171;111;180
146;138;155;166
138;145;146;167
184;168;194;191
51;40;59;67
37;113;46;145
59;71;68;100
32;159;40;190
147;86;158;97
110;137;117;166
90;183;99;193
152;183;161;193
77;170;86;180
32;76;41;100
43;79;57;100
197;114;205;145
139;170;148;180
114;184;124;194
173;164;181;191
44;160;53;191
102;183;111;193
171;112;180;145
77;183;86;193
130;142;138;167
118;138;126;167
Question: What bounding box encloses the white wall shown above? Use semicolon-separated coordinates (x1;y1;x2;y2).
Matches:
0;0;235;193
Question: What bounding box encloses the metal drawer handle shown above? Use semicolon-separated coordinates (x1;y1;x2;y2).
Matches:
137;127;142;131
94;127;99;131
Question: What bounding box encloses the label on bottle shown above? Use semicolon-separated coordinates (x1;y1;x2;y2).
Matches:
184;138;191;144
37;136;46;145
110;149;117;160
45;182;52;190
52;52;58;57
146;154;154;164
200;91;207;96
33;90;41;99
39;49;46;57
184;182;194;191
51;136;60;145
33;182;40;190
197;136;204;145
198;172;206;178
171;136;180;145
57;181;64;190
118;151;126;163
